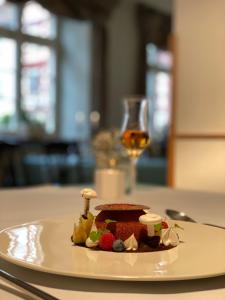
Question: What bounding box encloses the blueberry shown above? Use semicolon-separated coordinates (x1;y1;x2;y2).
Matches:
113;239;125;252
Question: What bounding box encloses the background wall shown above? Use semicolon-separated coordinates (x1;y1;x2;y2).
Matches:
172;0;225;193
57;0;172;138
106;0;172;128
57;0;173;139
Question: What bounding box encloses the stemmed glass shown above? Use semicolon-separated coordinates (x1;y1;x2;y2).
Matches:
120;96;150;194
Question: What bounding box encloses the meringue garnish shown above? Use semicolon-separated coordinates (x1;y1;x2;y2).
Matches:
85;237;99;248
162;227;179;247
124;234;138;251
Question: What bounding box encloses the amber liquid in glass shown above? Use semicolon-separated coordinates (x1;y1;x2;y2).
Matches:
121;130;150;158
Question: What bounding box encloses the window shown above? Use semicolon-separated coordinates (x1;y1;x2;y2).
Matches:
0;0;57;134
146;43;172;143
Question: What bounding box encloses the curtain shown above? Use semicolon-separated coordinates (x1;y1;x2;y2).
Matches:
91;23;107;129
136;4;171;94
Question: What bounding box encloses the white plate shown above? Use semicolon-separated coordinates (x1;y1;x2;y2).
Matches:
0;216;225;281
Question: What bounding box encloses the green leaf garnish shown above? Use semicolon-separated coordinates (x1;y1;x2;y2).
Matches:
105;219;116;224
89;228;109;242
89;230;101;242
154;223;162;232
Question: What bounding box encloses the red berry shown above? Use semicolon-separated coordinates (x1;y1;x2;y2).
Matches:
99;232;116;251
162;221;169;229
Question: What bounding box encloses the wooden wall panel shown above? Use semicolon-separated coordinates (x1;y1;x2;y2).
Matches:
168;1;225;193
174;140;225;193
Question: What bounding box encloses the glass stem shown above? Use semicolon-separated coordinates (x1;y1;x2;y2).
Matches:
129;157;138;194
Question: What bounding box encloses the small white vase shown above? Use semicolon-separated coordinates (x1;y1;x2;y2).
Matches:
94;168;125;202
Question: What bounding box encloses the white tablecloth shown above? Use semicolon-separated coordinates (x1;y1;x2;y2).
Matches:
0;185;225;300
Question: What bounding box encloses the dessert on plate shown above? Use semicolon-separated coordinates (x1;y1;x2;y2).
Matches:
71;188;181;252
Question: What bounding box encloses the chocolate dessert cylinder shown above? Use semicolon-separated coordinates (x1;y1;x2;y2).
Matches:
95;203;149;242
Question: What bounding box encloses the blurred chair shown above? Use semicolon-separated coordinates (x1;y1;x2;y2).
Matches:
22;140;81;186
0;142;17;186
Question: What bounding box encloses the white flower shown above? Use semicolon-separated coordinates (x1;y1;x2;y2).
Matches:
92;129;127;168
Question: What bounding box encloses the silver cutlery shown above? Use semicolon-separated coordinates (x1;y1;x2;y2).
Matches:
0;269;59;300
166;209;225;229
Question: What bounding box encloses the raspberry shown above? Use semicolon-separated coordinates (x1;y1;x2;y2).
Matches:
99;232;116;251
162;221;169;229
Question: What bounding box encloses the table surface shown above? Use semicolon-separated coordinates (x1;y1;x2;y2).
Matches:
0;185;225;300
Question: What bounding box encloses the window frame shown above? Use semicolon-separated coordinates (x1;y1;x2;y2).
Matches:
146;43;172;143
0;2;60;135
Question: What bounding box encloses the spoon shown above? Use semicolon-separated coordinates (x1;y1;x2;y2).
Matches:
166;209;225;229
0;268;59;300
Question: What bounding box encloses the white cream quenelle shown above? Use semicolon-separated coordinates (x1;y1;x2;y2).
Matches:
139;213;162;237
